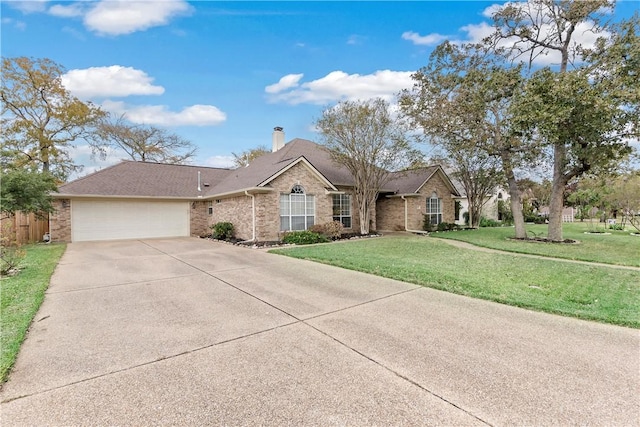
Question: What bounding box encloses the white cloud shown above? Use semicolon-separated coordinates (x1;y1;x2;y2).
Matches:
265;74;303;94
49;3;85;18
6;0;49;14
62;66;165;98
401;31;448;46
266;70;414;105
101;100;227;127
84;0;193;36
458;22;495;44
2;17;27;30
204;155;235;169
347;34;366;45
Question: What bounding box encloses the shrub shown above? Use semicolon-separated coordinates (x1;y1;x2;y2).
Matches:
479;217;500;227
422;215;433;232
309;221;344;239
281;231;329;245
609;224;624;231
210;222;235;240
1;222;25;276
436;222;458;232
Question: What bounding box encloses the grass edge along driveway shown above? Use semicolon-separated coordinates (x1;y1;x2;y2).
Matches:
1;243;66;383
270;236;640;329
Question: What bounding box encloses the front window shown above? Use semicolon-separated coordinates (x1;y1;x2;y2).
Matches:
427;192;442;225
332;194;352;228
280;185;315;231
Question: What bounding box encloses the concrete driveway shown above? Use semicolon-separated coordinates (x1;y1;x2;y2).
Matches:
1;237;638;426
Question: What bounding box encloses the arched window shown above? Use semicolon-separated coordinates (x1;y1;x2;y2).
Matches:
280;185;315;231
427;191;442;225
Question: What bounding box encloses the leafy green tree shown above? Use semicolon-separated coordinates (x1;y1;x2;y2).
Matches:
232;145;270;168
603;172;640;232
1;57;105;180
400;41;533;238
0;169;57;217
96;115;197;164
448;148;503;228
491;1;638;241
314;98;418;235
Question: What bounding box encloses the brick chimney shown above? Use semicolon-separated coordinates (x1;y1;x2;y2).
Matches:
272;126;285;152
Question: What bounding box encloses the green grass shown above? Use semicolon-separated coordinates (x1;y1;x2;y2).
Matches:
1;243;66;383
430;222;640;267
270;236;640;328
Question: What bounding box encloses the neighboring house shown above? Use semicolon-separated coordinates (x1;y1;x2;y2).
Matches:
50;128;460;242
450;179;509;226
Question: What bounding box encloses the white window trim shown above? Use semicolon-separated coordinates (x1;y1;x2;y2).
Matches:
332;193;352;228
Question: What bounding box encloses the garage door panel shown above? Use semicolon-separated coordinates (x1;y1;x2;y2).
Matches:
72;200;190;242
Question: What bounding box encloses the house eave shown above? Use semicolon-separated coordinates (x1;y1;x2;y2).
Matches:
206;187;274;199
52;193;199;200
385;193;421;198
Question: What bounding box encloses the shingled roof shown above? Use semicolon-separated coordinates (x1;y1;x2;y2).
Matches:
385;166;461;196
207;139;355;195
56;139;454;199
56;161;232;198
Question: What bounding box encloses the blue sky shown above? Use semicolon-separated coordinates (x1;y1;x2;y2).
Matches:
2;0;638;177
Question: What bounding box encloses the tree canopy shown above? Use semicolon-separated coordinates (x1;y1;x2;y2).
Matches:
491;0;638;241
1;57;105;180
96;115;197;164
232;145;270;168
315;98;418;235
400;42;532;237
0;169;57;217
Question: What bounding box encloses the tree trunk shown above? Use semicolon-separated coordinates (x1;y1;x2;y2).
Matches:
548;144;567;241
502;153;526;239
358;197;370;235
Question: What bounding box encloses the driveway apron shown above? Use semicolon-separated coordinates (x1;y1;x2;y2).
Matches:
1;237;638;426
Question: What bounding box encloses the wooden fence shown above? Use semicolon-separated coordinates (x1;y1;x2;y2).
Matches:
1;212;50;245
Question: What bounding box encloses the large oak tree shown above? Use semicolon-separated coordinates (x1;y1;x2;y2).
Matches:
1;57;105;180
491;0;638;240
400;42;534;238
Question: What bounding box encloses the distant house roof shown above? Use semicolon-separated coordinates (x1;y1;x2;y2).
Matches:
56;139;455;199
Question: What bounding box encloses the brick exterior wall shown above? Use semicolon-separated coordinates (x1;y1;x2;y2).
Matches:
262;162;336;241
207;195;254;241
50;199;72;243
190;200;209;237
377;172;456;232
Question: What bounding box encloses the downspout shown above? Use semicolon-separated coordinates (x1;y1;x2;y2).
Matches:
243;190;256;242
401;195;429;235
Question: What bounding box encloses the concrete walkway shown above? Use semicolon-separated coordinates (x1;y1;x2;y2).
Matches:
1;237;638;426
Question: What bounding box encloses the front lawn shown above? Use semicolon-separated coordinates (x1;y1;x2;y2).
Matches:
270;236;640;328
1;243;66;383
430;222;640;267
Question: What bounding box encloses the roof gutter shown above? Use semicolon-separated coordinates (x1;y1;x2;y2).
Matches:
51;194;198;201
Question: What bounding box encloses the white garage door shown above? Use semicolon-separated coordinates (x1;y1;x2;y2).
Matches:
72;200;190;242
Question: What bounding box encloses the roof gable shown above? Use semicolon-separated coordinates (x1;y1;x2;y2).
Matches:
385;166;461;197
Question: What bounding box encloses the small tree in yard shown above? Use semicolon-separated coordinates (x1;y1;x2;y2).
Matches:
314;98;418;235
604;172;640;233
0;168;57;217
